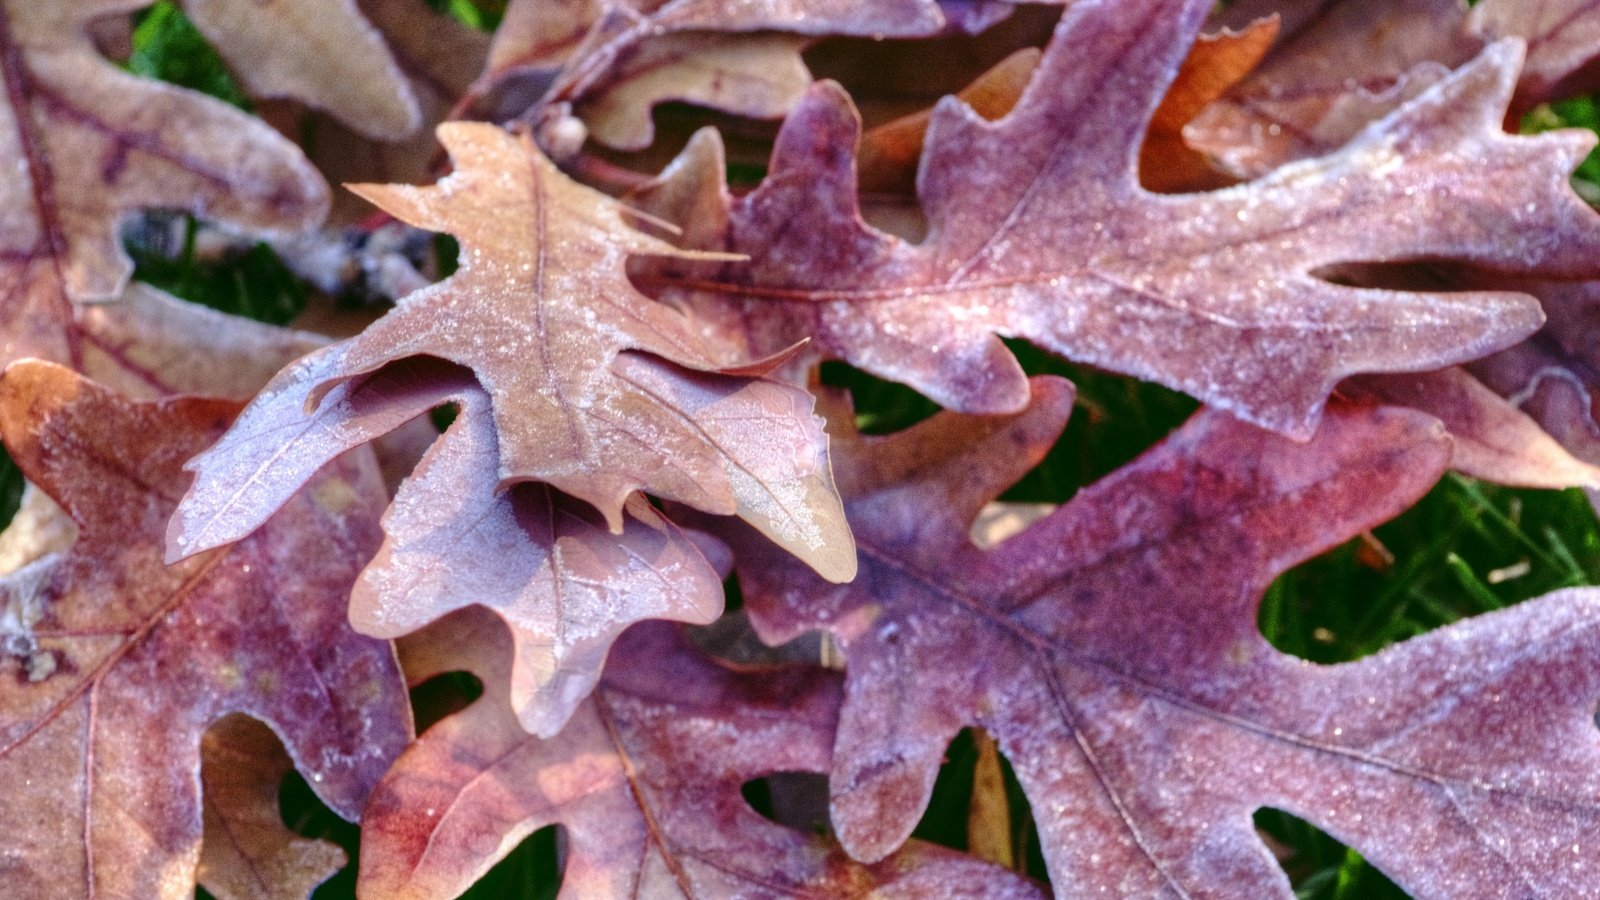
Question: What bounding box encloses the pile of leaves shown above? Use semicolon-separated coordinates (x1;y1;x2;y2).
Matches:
2;0;1599;896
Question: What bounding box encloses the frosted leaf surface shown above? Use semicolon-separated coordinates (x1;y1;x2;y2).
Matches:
1191;0;1600;178
645;0;1600;438
352;381;725;737
359;608;1045;899
705;374;1600;896
0;361;409;900
174;121;853;583
478;0;945;149
0;0;327;368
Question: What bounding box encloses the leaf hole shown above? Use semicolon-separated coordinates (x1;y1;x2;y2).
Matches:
409;669;484;735
999;339;1197;504
456;825;565;900
1253;808;1406;899
910;729;1051;887
742;772;832;834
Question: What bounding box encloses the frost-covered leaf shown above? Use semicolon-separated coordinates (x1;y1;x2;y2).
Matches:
0;360;409;900
359;608;1045;899
1191;0;1600;178
476;0;946;149
706;375;1600;896
196;715;347;900
0;0;327;368
172;121;853;584
184;0;421;140
166;351;722;739
1470;0;1600;103
645;0;1594;438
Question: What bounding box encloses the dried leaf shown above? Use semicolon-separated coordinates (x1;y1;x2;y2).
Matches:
1346;367;1600;490
646;0;1594;438
165;348;723;738
712;376;1600;896
197;715;347;900
1470;0;1600;104
1192;0;1600;178
173;122;854;584
184;0;422;140
0;361;410;899
0;1;327;319
1189;0;1477;179
267;0;492;224
477;0;947;148
359;608;1045;899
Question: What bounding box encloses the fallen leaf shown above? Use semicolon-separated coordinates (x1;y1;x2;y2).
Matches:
183;0;422;140
1191;0;1600;178
711;375;1600;895
172;121;854;585
0;0;327;367
475;0;947;149
0;360;410;899
1470;0;1600;104
1345;366;1600;489
1188;0;1477;179
358;607;1046;899
644;0;1594;438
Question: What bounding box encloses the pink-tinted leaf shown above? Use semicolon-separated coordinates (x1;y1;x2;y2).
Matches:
1192;0;1600;178
0;361;410;899
173;122;853;586
168;351;724;737
645;0;1592;438
0;1;327;370
1346;367;1600;489
1189;0;1477;179
1470;0;1600;103
476;0;947;149
359;608;1045;899
706;375;1600;895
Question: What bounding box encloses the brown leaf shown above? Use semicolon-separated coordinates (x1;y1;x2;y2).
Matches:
645;0;1591;438
1140;16;1279;192
166;350;723;739
1191;0;1600;178
266;0;492;225
1470;0;1600;104
1345;367;1600;490
197;715;347;900
0;361;410;899
476;0;947;149
0;1;328;371
709;376;1600;896
172;122;853;584
184;0;422;140
358;608;1045;899
855;17;1278;198
1188;0;1477;179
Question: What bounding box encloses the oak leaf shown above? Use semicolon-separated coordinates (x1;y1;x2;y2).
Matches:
1190;0;1600;179
359;607;1045;899
475;0;947;149
0;361;410;899
0;0;328;368
183;0;422;141
707;376;1600;896
646;0;1595;438
172;121;853;581
164;352;726;736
